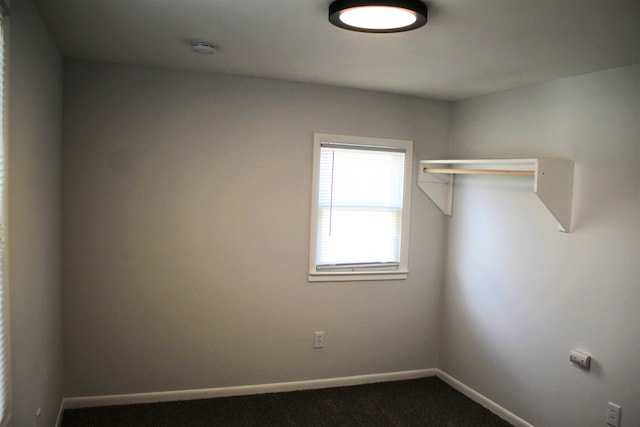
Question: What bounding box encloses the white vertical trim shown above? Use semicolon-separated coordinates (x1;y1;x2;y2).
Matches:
435;369;534;427
0;13;9;427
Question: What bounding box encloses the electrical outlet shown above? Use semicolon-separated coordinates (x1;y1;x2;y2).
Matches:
606;402;621;427
313;331;324;349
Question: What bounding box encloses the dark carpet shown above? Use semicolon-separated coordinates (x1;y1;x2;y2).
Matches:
61;377;513;426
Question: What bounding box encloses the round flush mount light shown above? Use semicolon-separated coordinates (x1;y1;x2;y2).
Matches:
191;41;217;54
329;0;428;33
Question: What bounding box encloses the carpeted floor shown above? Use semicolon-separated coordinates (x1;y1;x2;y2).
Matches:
61;377;513;426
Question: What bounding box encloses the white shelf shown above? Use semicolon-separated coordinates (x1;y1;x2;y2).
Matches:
418;158;574;232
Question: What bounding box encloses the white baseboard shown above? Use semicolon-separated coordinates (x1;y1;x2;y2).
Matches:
64;368;436;409
435;369;534;427
55;399;65;427
63;368;533;427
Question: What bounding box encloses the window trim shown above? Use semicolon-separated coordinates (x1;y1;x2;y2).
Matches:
308;133;413;282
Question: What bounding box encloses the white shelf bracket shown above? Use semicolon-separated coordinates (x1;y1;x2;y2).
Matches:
418;167;454;216
533;159;574;233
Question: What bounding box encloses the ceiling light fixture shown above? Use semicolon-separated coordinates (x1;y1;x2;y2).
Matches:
329;0;428;33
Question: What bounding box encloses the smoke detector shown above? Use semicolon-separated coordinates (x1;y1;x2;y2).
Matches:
191;41;217;55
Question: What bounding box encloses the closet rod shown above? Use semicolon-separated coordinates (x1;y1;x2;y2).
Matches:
423;167;535;176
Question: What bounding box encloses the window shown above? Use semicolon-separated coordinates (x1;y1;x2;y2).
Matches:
0;6;8;425
309;133;412;282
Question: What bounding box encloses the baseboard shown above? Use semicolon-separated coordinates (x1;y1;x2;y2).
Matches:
435;369;534;427
63;367;533;427
55;399;65;427
64;368;436;409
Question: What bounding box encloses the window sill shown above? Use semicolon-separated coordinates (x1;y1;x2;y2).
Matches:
308;270;408;282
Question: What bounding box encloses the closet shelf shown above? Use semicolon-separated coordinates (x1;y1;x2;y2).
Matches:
418;158;574;232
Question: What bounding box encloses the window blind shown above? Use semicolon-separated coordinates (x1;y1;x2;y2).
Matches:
315;143;405;269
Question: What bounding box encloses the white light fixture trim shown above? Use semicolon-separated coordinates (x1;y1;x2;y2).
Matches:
329;0;428;33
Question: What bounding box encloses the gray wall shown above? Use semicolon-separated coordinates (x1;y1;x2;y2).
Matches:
8;0;64;425
440;64;639;426
62;61;450;396
57;42;639;427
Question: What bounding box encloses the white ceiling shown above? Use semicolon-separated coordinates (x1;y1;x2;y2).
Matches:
33;0;640;100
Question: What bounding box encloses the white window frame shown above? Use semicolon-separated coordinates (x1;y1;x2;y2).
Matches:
308;133;412;282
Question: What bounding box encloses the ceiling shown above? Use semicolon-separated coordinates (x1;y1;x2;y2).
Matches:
33;0;640;100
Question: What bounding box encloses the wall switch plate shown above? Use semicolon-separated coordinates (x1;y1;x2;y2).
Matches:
569;349;591;369
313;331;324;349
607;402;621;427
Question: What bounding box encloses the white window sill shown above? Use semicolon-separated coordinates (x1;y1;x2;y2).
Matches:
308;270;408;282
